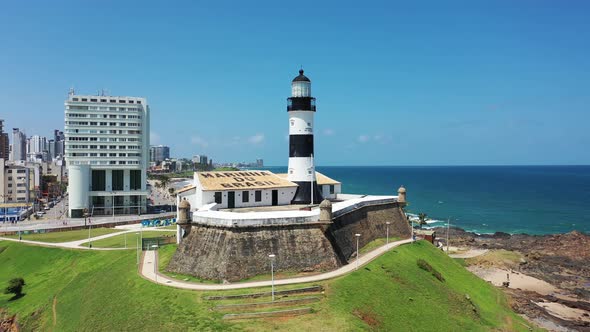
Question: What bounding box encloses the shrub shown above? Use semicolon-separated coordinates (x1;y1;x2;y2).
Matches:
4;278;26;297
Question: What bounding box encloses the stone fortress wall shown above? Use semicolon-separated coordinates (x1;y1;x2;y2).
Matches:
167;193;411;282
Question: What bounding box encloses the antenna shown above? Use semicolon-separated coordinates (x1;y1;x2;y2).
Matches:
68;87;75;96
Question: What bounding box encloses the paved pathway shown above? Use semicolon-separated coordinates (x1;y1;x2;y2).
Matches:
0;227;175;250
140;238;414;291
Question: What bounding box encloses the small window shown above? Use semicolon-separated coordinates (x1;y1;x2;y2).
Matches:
90;98;97;102
81;98;87;101
214;192;222;204
137;100;142;104
330;185;335;194
129;100;134;104
255;191;262;202
119;100;126;103
110;99;116;103
101;99;107;102
73;98;79;101
242;191;249;203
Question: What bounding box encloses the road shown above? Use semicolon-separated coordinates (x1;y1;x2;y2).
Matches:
140;238;414;291
0;212;176;233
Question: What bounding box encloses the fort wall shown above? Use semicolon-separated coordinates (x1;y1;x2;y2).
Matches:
166;199;411;282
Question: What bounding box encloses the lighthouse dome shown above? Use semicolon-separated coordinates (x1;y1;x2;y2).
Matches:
292;69;311;82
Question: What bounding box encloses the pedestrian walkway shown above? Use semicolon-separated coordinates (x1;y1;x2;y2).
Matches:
140;238;414;291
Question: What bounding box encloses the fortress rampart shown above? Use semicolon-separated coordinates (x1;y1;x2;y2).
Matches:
166;196;411;282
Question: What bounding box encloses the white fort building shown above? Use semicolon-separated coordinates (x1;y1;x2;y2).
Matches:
64;91;150;217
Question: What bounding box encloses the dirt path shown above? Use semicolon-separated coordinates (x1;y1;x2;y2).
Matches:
449;248;488;258
52;296;57;327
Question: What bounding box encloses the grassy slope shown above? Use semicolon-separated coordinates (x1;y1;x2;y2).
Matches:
0;241;234;332
0;240;536;331
4;228;122;243
81;231;176;248
231;241;537;332
322;241;531;332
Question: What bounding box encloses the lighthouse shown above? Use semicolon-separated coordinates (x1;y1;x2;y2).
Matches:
287;69;323;204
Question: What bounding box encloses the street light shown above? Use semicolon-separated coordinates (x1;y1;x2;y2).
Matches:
135;232;140;265
87;221;92;248
269;254;276;302
411;217;415;243
151;244;159;283
355;233;361;270
386;222;391;246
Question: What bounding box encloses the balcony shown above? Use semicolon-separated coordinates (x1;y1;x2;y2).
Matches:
287;97;316;112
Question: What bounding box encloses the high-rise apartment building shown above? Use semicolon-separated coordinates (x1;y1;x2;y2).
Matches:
0;120;9;160
149;145;170;164
64;93;150;217
11;128;26;161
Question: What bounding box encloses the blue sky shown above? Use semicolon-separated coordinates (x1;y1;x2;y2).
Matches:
1;0;588;165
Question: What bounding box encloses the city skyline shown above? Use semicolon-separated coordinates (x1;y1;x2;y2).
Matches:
1;1;589;166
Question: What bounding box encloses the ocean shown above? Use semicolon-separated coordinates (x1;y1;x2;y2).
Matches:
264;166;590;235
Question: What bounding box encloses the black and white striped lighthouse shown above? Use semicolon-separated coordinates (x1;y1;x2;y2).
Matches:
287;69;323;204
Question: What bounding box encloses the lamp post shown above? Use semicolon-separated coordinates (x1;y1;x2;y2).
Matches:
355;233;361;270
269;254;276;302
268;254;275;302
411;217;415;243
151;244;159;283
135;232;140;265
386;222;391;246
87;220;92;248
446;217;450;253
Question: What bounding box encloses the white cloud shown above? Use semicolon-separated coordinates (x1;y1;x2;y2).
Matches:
248;133;265;144
191;136;209;148
373;134;393;144
323;128;335;136
358;135;370;143
150;131;160;145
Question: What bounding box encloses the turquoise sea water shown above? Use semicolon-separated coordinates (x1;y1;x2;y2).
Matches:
264;166;590;235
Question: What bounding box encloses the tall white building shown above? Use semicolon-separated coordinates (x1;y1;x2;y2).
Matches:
64;92;150;218
11;128;27;161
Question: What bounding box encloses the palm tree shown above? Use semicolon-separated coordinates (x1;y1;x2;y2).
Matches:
417;213;428;229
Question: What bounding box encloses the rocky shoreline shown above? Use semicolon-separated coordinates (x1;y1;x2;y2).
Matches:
433;227;590;331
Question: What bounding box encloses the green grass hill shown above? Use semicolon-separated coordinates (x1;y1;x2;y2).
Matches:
0;240;537;331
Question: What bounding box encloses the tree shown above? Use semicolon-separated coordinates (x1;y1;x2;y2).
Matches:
417;213;428;229
4;278;25;298
158;176;170;189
